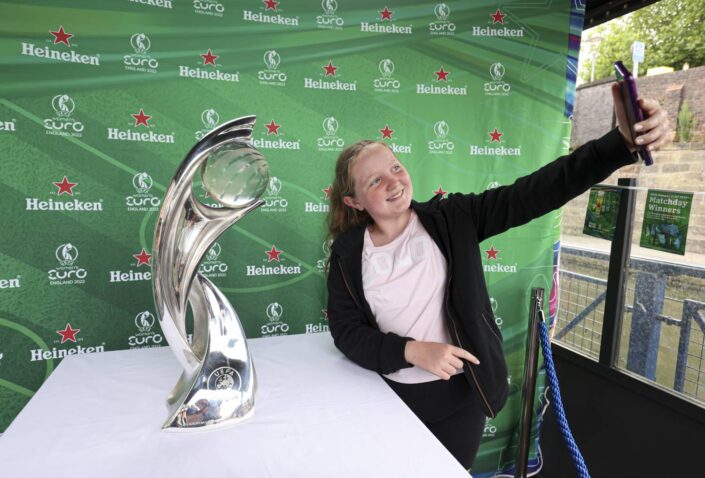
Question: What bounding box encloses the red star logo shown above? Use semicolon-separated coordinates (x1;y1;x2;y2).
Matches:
323;60;338;76
489;128;503;143
322;185;333;199
435;66;449;81
485;245;500;260
380;6;393;21
379;125;394;139
56;323;80;344
201;48;218;66
265;120;281;135
50;26;73;46
433;185;447;197
133;248;152;267
265;245;283;262
132;109;151;128
322;309;328;320
491;9;506;24
263;0;279;11
53;176;78;196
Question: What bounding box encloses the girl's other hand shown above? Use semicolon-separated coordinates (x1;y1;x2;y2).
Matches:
404;341;480;380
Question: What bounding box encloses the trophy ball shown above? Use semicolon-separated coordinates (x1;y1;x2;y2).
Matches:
201;142;269;208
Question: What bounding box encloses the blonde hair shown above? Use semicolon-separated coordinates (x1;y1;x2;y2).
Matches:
327;140;392;241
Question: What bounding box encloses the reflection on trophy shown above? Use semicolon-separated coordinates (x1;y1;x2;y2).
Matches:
152;115;269;430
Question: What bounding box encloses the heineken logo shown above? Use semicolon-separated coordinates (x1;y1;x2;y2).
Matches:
472;9;524;37
194;0;225;17
178;50;239;82
252;120;301;150
361;6;412;34
416;67;467;96
317;0;344;29
44;94;84;137
0;119;17;132
31;341;106;362
124;33;158;73
428;120;454;154
469;128;522;156
56;323;80;344
246;245;301;276
429;3;455;35
379;124;411;154
258;50;288;86
27;177;103;212
304;183;330;214
110;249;152;283
483;245;517;274
128;0;173;8
0;275;21;289
243;0;300;26
262;302;289;336
304;60;357;92
107;109;175;144
21;26;100;66
54;176;78;196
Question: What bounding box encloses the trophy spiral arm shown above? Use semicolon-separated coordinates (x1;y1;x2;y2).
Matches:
152;115;267;430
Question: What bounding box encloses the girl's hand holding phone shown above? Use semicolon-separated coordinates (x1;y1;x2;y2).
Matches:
611;83;670;154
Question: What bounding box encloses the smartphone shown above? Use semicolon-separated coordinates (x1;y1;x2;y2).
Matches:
613;61;653;165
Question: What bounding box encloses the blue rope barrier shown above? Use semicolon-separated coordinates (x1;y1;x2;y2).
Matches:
537;311;591;478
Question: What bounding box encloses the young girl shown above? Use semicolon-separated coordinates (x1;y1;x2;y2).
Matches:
326;85;669;471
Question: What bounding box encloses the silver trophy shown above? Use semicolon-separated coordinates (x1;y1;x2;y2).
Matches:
152;116;268;430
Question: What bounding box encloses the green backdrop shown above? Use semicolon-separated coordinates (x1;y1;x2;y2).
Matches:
0;1;584;475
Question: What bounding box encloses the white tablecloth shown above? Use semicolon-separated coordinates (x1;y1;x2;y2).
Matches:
0;333;468;478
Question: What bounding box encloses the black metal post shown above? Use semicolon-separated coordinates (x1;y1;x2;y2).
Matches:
600;177;637;367
515;287;544;478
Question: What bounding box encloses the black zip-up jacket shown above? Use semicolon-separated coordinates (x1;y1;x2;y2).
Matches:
327;128;637;418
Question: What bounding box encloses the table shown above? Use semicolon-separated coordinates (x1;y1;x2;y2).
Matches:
0;333;469;477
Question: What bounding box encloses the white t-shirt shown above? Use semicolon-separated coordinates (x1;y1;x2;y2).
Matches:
362;211;460;384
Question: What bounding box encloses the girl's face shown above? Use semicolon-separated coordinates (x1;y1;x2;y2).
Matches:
343;143;413;223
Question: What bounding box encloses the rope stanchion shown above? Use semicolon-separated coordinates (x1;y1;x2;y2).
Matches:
537;310;591;478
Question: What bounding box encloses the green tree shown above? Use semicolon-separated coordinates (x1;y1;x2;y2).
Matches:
580;0;705;82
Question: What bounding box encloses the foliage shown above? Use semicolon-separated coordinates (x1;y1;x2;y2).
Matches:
579;0;705;82
676;101;696;142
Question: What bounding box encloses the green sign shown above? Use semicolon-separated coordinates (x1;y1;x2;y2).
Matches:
640;189;693;255
583;185;622;241
0;1;584;475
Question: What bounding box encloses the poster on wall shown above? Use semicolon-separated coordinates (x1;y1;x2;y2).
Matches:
640;189;693;255
582;185;622;241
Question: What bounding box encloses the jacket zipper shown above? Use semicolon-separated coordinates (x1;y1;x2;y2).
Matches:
448;310;496;418
337;259;362;311
481;311;502;345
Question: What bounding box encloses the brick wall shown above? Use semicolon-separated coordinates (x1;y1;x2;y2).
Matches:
561;145;705;255
571;65;705;148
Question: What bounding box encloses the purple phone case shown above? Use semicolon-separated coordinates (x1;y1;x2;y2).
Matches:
614;61;653;165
